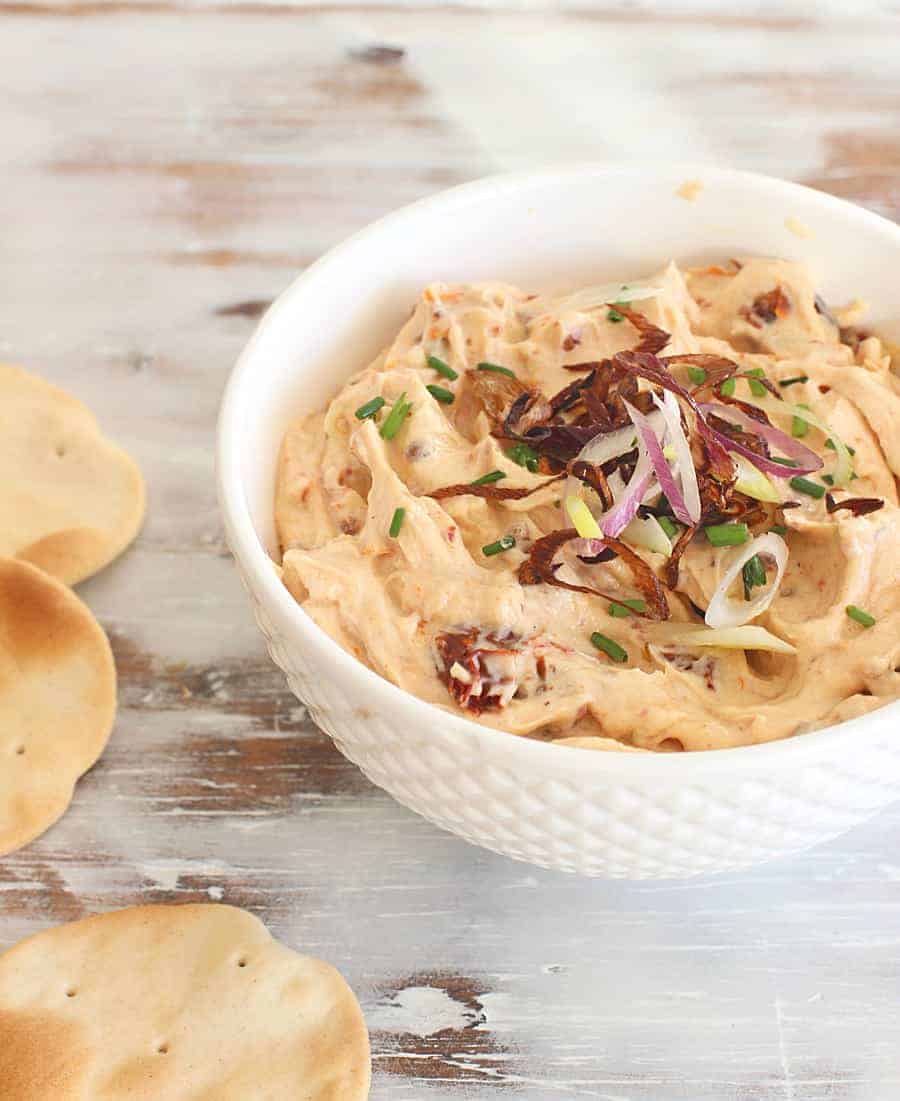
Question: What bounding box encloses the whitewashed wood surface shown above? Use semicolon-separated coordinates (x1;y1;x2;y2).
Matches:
2;5;900;1099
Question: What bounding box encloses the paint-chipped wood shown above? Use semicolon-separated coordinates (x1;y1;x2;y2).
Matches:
1;5;900;1098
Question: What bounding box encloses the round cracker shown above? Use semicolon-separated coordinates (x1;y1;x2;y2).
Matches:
0;904;371;1100
0;558;116;856
0;365;145;585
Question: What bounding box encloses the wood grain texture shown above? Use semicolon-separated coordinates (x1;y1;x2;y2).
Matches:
1;5;900;1098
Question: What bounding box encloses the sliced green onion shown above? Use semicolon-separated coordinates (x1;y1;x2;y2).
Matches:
506;442;539;473
790;475;826;499
426;383;455;404
657;515;680;540
380;393;412;440
846;604;875;628
427;354;458;380
743;368;768;397
742;553;767;599
471;470;506;486
770;524;788;536
733;454;781;503
791;403;810;438
720;378;736;397
609;599;647;618
822;474;834;486
770;456;799;467
590;632;628;662
482;534;515;557
388;507;405;538
566;496;602;539
687;366;707;385
779;375;808;388
477;361;516;378
705;522;750;547
355;396;386;420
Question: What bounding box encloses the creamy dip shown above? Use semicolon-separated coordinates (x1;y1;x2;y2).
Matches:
275;259;900;752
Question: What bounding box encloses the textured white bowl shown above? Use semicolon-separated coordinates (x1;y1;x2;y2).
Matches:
218;164;900;878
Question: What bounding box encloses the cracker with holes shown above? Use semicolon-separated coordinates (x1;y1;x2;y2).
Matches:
0;557;116;856
0;364;145;585
0;903;372;1100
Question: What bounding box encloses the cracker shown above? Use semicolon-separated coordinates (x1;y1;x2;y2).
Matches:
0;904;371;1100
0;558;116;856
0;365;145;585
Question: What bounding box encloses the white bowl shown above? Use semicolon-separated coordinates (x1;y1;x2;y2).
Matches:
218;164;900;878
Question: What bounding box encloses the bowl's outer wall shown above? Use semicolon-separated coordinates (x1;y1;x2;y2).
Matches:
220;165;900;877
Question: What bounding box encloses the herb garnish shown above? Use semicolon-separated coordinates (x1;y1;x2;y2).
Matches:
789;476;826;500
742;553;767;599
470;470;506;487
355;396;385;420
477;361;516;379
609;599;647;618
779;375;808;389
388;507;405;538
482;534;516;557
426;383;455;404
590;632;628;662
705;522;750;547
846;605;875;628
427;354;458;381
687;366;707;385
380;392;412;440
506;442;540;473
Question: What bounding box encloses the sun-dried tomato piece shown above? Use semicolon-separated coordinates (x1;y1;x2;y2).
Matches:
750;286;790;324
435;628;523;713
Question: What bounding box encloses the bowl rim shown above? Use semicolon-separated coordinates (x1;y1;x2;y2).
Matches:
218;161;900;778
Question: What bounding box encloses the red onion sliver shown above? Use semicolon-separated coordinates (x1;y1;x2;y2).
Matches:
600;451;655;539
700;402;823;477
623;399;691;524
655;391;702;523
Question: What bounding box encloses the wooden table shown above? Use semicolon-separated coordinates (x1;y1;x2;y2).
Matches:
3;5;900;1097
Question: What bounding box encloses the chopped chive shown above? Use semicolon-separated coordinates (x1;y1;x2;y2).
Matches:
607;307;625;323
590;632;628;663
426;383;455;404
477;361;516;378
846;604;875;628
790;475;826;499
506;442;540;473
742;553;767;599
779;375;808;388
792;403;810;438
770;524;788;536
720;378;736;397
609;598;647;618
743;367;768;397
770;456;799;468
825;438;856;455
379;392;412;440
658;515;680;540
471;470;506;486
388;507;405;538
355;395;386;420
427;354;458;381
705;522;750;547
821;474;834;486
687;366;707;385
482;534;515;557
